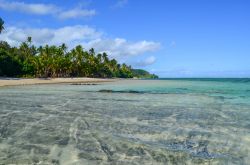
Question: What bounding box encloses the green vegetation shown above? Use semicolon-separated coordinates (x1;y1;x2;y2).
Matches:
132;69;158;79
0;39;158;78
0;18;158;79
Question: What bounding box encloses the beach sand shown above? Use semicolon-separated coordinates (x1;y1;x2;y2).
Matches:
0;77;116;87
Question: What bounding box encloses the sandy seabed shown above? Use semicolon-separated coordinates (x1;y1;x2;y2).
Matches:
1;79;249;164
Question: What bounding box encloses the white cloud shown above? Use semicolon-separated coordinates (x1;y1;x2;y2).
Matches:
50;26;102;45
0;0;96;19
85;38;160;59
111;0;128;8
0;0;58;15
58;8;96;19
135;56;156;67
0;25;160;62
0;26;101;46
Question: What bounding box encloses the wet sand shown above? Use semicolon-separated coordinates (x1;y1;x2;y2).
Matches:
0;77;116;87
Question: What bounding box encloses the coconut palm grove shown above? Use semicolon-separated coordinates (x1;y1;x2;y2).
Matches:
0;18;157;79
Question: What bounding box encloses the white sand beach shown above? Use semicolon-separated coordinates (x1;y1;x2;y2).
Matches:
0;77;116;87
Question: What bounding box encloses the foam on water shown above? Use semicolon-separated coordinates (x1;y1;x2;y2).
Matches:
0;79;250;164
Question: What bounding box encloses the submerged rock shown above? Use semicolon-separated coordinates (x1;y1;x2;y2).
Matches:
71;83;99;85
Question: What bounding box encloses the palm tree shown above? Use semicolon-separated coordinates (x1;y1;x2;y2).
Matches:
0;18;4;34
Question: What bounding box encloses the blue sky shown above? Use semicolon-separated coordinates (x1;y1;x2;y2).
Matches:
0;0;250;77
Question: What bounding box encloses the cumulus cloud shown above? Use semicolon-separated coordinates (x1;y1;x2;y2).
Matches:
50;26;102;44
0;1;58;15
0;26;101;46
0;0;96;19
0;26;160;61
58;8;96;19
111;0;128;8
85;38;160;59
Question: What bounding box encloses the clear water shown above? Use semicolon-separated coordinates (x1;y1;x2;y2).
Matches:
0;79;250;164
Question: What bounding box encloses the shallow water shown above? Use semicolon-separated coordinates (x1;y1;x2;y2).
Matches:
0;79;250;164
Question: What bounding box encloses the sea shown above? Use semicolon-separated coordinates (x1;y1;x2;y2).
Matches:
0;78;250;164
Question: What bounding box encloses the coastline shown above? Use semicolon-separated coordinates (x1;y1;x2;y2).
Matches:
0;77;117;87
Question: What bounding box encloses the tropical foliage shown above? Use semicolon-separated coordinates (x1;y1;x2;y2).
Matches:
0;18;157;78
0;38;158;78
0;39;135;78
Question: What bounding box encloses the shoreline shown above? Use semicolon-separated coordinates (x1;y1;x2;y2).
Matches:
0;77;117;87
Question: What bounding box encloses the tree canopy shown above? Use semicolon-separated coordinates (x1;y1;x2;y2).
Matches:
0;38;158;78
0;18;158;79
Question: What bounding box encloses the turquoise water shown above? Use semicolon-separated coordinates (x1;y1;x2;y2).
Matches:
0;79;250;164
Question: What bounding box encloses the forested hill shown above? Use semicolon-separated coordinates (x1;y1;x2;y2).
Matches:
0;39;158;79
132;69;159;79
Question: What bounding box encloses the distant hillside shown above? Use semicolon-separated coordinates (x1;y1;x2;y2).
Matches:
132;69;159;79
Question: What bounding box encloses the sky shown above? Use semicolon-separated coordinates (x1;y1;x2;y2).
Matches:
0;0;250;77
